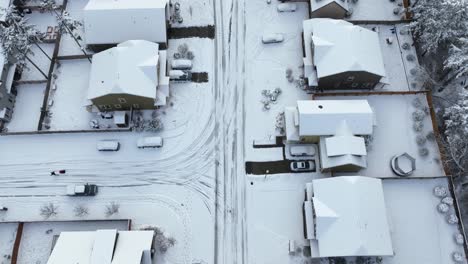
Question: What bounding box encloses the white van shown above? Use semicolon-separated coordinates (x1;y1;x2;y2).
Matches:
137;136;163;148
289;144;315;157
97;140;120;151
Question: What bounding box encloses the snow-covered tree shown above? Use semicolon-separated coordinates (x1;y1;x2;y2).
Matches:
443;89;468;174
0;7;49;78
445;38;468;79
410;0;468;54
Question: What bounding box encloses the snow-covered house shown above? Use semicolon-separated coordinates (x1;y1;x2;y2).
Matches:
310;0;349;19
86;40;170;112
303;176;394;258
302;19;385;90
46;229;155;264
83;0;170;50
284;100;374;143
0;47;17;124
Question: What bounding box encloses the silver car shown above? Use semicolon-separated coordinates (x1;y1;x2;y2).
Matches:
290;161;315;172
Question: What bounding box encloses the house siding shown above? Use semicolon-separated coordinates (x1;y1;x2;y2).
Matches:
92;93;155;111
311;2;347;19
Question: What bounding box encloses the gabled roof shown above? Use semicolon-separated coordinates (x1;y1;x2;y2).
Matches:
309;176;393;257
87;40;160;100
84;0;168;45
310;0;348;13
297;100;374;136
303;19;385;79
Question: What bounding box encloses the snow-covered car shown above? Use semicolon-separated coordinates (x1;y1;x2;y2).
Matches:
290;161;315;172
97;140;120;151
277;3;297;12
137;136;163;148
262;33;284;44
171;59;193;70
289;144;316;157
169;70;192;82
66;184;98;196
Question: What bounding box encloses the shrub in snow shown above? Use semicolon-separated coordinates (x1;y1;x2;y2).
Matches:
105;202;120;217
186;51;195;60
447;214;459;224
416;135;427;146
453;252;464;262
413;121;424;132
286;68;294;83
173;52;181;59
437;203;450;213
434;186;448;197
426;131;436;142
442;197;454;205
364;135;374;152
40;203;58;219
418;147;429;157
401;42;410;50
261;88;282;110
275;111;285;135
445;38;468;79
74;205;89;217
406;54;415;62
454;233;465;245
138;225;176;253
178;43;189;56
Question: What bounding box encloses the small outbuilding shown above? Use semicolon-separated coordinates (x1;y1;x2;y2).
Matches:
83;0;170;49
303;176;394;258
302;19;385;90
86;40;170;112
310;0;349;19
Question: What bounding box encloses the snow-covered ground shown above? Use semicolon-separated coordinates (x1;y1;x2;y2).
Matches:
0;223;17;264
347;0;407;21
244;1;311;161
318;94;445;178
58;0;91;57
17;220;129;264
170;0;215;28
5;84;45;132
380;177;466;264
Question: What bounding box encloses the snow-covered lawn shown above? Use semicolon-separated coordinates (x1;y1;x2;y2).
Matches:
245;172;325;264
347;0;407;21
362;23;422;92
47;59;94;131
0;223;18;263
59;0;92;57
6;84;45;132
381;177;466;264
245;0;311;161
17;220;129;264
318;94;445;178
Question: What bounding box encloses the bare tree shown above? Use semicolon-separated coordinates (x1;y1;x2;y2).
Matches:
40;203;58;218
139;225;176;253
73;205;89;217
105;202;120;217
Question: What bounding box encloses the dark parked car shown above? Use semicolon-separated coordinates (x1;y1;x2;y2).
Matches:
66;184;98;196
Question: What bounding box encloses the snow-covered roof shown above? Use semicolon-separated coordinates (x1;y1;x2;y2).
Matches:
84;0;169;45
297;100;374;136
319;120;368;171
308;176;393;257
46;230;154;264
310;0;348;12
303;19;385;80
88;40;162;100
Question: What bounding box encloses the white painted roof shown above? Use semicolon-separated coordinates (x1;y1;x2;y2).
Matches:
46;230;154;264
84;0;168;45
310;0;348;12
90;229;117;264
303;19;385;80
310;176;393;257
88;40;160;100
111;231;154;264
297;100;374;136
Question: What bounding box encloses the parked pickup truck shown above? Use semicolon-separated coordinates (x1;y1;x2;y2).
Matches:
66;184;98;196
